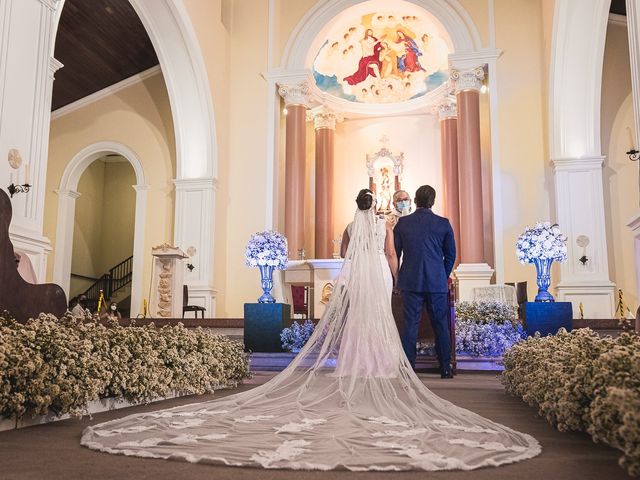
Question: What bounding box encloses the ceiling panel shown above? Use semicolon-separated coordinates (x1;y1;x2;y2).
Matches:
52;0;159;111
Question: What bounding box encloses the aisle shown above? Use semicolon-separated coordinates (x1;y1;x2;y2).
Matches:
0;373;625;480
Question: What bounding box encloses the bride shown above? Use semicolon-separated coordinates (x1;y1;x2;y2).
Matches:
81;189;541;471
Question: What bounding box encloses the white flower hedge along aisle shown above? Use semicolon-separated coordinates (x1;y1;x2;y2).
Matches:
0;313;250;428
502;328;640;477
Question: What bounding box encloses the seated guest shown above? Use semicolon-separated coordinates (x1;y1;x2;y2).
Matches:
101;301;122;321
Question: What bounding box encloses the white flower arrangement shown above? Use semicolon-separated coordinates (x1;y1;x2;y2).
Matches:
245;231;288;269
516;222;568;264
502;329;640;476
0;313;250;423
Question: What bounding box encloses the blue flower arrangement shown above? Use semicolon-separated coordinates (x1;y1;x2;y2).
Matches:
516;221;568;263
280;320;316;353
245;231;288;269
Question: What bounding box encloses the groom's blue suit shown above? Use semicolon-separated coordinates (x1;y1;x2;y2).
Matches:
394;208;456;370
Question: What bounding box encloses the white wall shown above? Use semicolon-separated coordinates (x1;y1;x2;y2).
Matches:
333;114;442;239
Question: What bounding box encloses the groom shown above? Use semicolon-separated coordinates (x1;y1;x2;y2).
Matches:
394;185;456;378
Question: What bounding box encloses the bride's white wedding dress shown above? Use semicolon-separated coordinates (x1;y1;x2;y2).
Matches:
81;207;540;471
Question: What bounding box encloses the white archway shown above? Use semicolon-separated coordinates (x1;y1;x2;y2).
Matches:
51;0;218;312
53;142;148;316
549;0;616;317
52;0;216;179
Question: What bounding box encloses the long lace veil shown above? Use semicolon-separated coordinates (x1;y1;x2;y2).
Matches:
81;206;541;471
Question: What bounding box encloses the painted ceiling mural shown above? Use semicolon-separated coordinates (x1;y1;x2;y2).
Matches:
313;12;451;104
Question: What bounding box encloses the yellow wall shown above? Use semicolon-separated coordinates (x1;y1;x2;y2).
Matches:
46;72;176;316
47;0;635;317
493;0;552;299
71;160;105;296
601;22;638;311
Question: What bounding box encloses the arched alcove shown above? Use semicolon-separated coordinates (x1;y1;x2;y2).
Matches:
53;142;147;316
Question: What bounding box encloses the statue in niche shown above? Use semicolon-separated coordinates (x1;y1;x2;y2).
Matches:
366;136;404;214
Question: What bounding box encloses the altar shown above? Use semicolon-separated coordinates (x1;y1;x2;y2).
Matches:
282;258;344;319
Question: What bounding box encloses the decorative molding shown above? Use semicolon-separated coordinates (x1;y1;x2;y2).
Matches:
38;0;60;11
627;211;640;232
551;155;605;171
48;57;63;79
173;177;218;191
50;65;161;120
608;13;627;27
306;105;343;130
450;66;485;93
53;188;81;199
277;81;311;107
436;97;457;120
454;262;495;302
448;48;502;70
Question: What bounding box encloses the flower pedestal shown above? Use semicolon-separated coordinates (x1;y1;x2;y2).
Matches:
523;302;573;337
244;303;292;353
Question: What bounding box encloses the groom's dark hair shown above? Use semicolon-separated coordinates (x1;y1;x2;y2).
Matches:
415;185;436;208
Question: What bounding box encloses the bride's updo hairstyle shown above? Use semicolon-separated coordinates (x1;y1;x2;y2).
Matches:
356;189;374;210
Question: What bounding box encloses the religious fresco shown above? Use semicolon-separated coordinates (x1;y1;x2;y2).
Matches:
313;12;450;104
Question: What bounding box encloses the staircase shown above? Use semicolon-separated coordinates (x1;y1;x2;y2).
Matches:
82;256;133;315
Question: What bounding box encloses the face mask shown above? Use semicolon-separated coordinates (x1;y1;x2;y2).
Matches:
396;200;411;214
111;305;117;311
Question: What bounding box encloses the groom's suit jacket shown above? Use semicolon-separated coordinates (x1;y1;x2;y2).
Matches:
394;208;456;293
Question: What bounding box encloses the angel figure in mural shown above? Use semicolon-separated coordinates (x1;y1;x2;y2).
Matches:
396;30;425;74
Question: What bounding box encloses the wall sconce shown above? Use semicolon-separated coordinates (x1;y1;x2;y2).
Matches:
7;182;31;198
627;148;639;162
6;148;31;198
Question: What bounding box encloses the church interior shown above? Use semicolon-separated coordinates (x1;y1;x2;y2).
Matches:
0;0;639;478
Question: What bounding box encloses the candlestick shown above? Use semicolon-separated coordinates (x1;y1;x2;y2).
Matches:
627;126;635;151
25;164;30;184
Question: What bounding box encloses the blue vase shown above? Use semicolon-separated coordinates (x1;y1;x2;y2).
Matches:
258;264;276;303
533;257;554;302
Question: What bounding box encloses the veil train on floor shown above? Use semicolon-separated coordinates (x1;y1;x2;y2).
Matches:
81;206;541;471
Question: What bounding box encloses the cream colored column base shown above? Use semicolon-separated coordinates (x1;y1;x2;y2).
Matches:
555;282;616;319
454;263;495;301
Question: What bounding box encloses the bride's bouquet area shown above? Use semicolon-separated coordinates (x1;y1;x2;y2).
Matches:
502;328;640;476
0;313;249;424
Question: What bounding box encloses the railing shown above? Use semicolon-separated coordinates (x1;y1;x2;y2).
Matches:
82;256;133;309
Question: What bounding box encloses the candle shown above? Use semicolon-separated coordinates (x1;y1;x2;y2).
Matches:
10;171;14;185
627;126;635;151
143;298;148;316
25;164;30;185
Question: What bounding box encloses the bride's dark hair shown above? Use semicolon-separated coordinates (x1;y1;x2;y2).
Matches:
356;189;374;210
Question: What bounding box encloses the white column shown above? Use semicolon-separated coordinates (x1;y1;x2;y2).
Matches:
0;0;61;282
130;184;148;317
174;178;217;314
553;158;615;317
626;0;640;313
52;188;80;296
